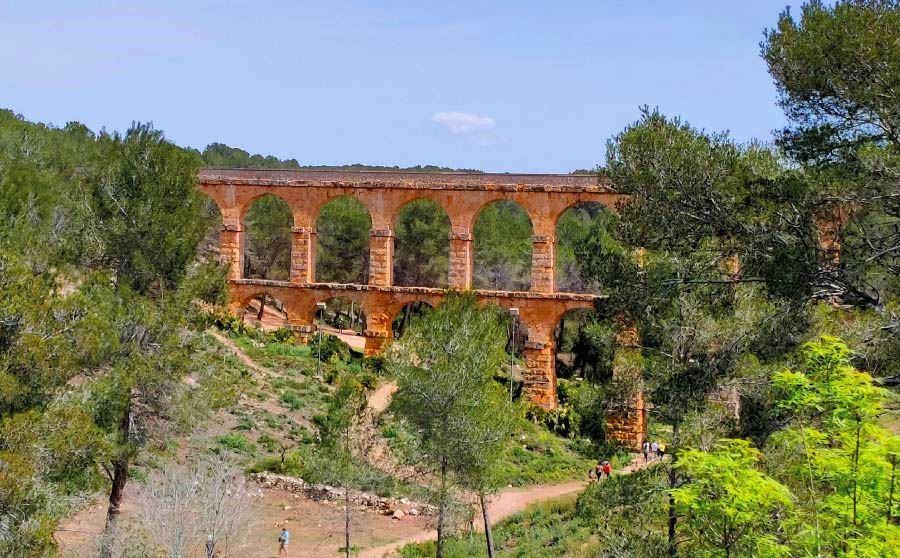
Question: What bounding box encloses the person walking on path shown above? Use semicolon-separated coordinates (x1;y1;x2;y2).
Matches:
642;440;650;463
602;461;612;479
657;442;665;459
278;527;290;557
650;441;659;461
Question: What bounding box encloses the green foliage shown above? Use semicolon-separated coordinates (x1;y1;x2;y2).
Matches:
768;337;900;556
86;123;207;295
269;326;295;344
215;433;256;455
394;199;451;287
388;292;517;552
473;201;533;291
674;439;792;557
244;194;293;280
316;197;372;284
309;332;352;362
0;111;226;554
762;1;900;160
200;142;481;172
556;204;614;293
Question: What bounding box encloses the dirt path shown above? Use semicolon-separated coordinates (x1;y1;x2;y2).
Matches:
207;329;274;378
358;453;664;558
357;480;586;558
368;381;398;413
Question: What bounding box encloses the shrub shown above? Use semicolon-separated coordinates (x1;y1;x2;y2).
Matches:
358;371;379;390
268;327;294;344
215;433;255;454
364;355;387;374
309;333;351;362
280;390;303;411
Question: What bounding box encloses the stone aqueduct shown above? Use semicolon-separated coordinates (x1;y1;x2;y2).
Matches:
198;168;623;410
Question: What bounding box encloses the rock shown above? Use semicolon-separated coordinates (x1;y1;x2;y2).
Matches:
283;505;292;511
408;508;419;517
392;510;405;520
399;498;410;505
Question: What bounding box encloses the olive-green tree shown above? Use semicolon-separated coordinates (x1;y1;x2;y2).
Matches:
315;372;369;558
387;293;511;558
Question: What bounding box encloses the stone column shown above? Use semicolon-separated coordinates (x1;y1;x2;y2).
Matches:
604;325;646;450
530;234;555;293
290;226;316;284
448;232;473;289
817;205;851;267
523;340;557;410
368;228;394;286
220;224;244;281
363;333;389;357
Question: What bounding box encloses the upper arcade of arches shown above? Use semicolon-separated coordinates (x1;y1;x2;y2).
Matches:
198;168;619;232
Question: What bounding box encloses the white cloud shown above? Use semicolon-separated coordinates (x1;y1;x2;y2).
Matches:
431;111;504;146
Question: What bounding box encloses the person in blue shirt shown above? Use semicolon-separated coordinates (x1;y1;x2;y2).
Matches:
278;527;290;557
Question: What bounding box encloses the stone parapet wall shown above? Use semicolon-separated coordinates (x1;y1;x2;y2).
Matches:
200;168;613;192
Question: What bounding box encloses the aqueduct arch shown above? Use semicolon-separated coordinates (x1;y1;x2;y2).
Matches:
199;168;623;410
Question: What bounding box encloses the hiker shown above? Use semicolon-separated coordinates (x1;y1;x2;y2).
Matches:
595;463;603;480
657;442;665;459
588;467;597;482
205;534;215;558
602;461;612;478
651;441;659;461
278;527;290;557
642;440;650;463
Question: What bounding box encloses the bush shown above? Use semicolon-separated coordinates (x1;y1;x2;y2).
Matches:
248;451;303;477
215;433;255;454
358;371;379;390
309;333;351;362
526;403;581;439
280;390;303;411
364;355;386;374
268;327;295;344
212;309;247;335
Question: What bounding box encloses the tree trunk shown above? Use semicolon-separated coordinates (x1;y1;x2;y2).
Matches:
436;459;448;558
256;294;266;320
668;422;679;557
480;491;495;558
852;420;861;527
101;398;133;558
344;485;351;558
398;304;411;338
889;458;896;522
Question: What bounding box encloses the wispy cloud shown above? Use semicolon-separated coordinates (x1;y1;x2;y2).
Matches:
431;111;504;146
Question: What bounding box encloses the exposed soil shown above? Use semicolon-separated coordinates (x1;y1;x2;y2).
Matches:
55;330;634;558
57;484;432;558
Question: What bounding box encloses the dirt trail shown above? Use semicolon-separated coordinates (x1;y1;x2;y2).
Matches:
357;481;586;558
368;381;398;413
358;453;663;558
207;329;274;378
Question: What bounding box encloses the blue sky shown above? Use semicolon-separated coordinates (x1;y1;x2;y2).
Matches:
1;1;801;173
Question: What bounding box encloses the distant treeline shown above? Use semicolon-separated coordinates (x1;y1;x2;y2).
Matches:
199;142;483;173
